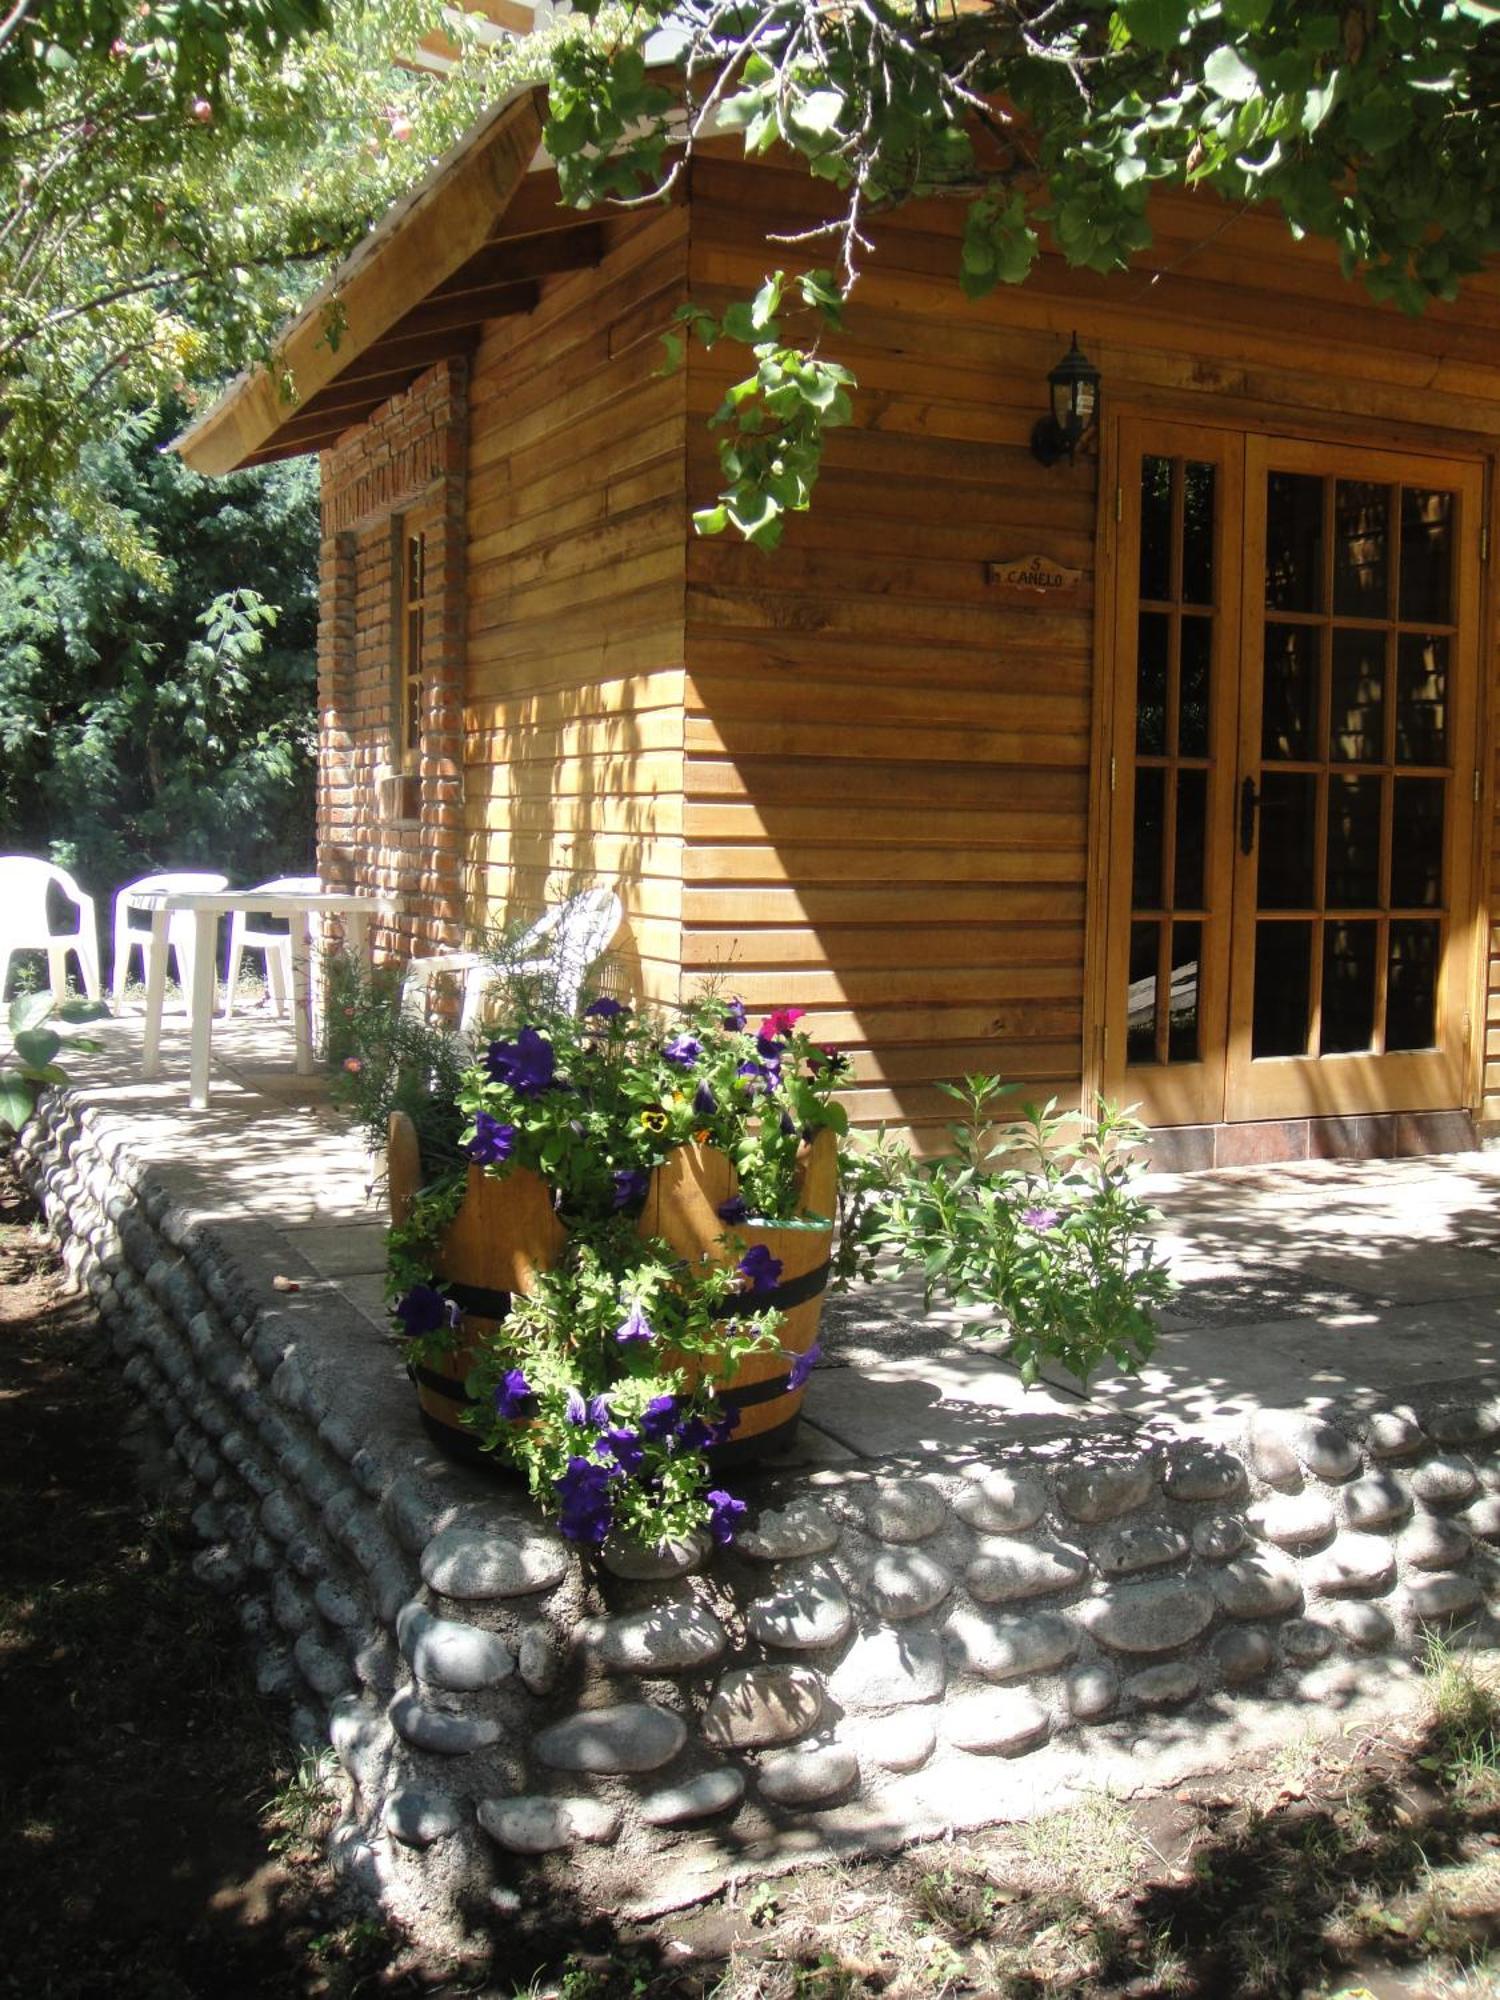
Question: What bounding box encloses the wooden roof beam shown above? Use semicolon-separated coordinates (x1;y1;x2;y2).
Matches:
173;87;546;475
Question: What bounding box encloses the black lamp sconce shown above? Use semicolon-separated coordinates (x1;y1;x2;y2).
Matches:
1031;332;1101;466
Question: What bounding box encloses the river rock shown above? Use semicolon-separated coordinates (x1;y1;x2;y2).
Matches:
739;1502;840;1562
967;1536;1089;1603
1343;1471;1411;1531
1213;1627;1275;1685
591;1602;727;1674
952;1466;1047;1534
534;1702;686;1774
1306;1533;1396;1597
599;1532;709;1581
478;1796;620;1853
1210;1553;1302;1620
388;1688;501;1755
420;1526;570;1599
863;1550;953;1622
827;1629;945;1710
759;1743;859;1807
396;1604;514;1692
946;1690;1051;1756
1082;1577;1216;1654
1064;1663;1120;1722
1411;1456;1479;1508
1279;1618;1334;1665
1250;1491;1336;1550
864;1480;948;1544
1464;1497;1500;1542
1126;1662;1200;1709
1399;1518;1472;1571
1365;1410;1425;1459
640;1768;746;1825
946;1607;1078;1681
1094;1524;1189;1577
1055;1458;1156;1525
747;1564;853;1650
1328;1602;1395;1650
383;1789;463;1847
1404;1573;1482;1622
1191;1514;1250;1563
863;1711;937;1772
1423;1404;1500;1447
702;1666;823;1748
1162;1445;1246;1503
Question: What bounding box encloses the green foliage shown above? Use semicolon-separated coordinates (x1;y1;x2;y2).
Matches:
0;990;108;1135
835;1079;1170;1388
322;952;476;1179
549;0;1500;542
0;402;318;895
0;0;587;559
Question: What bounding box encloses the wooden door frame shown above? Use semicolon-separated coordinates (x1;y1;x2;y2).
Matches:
1082;399;1497;1129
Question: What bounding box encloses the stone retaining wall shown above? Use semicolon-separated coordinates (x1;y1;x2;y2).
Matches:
15;1086;1500;1953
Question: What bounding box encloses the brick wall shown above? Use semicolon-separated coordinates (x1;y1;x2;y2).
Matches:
316;359;468;963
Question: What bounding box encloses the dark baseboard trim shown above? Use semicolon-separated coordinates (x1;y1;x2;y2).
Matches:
1146;1108;1478;1174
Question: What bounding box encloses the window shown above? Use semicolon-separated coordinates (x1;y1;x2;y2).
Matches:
397;511;436;777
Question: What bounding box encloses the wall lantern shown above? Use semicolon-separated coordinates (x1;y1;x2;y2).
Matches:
1030;332;1101;466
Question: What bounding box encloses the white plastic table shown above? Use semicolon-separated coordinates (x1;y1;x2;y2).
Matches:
137;888;388;1108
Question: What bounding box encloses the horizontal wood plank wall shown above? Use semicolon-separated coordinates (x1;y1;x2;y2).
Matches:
463;202;690;1004
682;152;1500;1150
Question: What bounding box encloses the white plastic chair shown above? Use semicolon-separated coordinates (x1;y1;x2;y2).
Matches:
0;856;102;1004
111;871;229;1010
224;875;321;1017
401;888;623;1029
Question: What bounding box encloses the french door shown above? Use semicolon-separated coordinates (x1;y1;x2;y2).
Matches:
1104;418;1484;1127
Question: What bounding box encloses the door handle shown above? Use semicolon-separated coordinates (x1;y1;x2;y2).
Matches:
1239;775;1260;857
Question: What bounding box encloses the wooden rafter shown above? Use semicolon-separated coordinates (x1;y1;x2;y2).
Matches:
173;87;547;476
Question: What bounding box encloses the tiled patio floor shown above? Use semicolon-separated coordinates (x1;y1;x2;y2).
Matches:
64;1005;1500;1468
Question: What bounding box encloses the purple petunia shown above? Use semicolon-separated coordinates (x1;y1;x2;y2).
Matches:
564;1386;588;1425
584;997;630;1020
662;1033;702;1069
693;1079;718;1116
612;1166;650;1211
393;1284;459;1338
755;1032;785;1065
640;1394;680;1441
597;1425;645;1474
709;1401;741;1445
555;1455;617;1545
722;997;747;1033
716;1192;749;1225
675;1413;715;1453
486;1025;556;1097
706;1488;747;1546
588;1392;613;1427
787;1341;822;1391
467;1110;516;1166
1022;1205;1062;1232
737;1244;783;1296
735;1060;779;1097
494;1367;534;1419
615;1299;654;1345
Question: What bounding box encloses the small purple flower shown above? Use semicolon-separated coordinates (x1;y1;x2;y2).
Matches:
564;1386;588;1425
737;1244;783;1296
588;1392;613;1427
598;1425;645;1474
755;1033;785;1065
585;997;630;1020
716;1192;749;1225
393;1284;458;1338
723;997;747;1032
494;1367;534;1419
485;1025;556;1097
1022;1205;1062;1232
663;1034;702;1069
709;1401;741;1445
640;1394;679;1441
555;1455;616;1545
467;1110;516;1166
735;1060;779;1097
693;1080;717;1116
614;1299;654;1345
787;1341;822;1391
612;1167;650;1211
706;1488;747;1546
675;1413;714;1453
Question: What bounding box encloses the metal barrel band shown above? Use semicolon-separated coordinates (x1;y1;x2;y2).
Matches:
445;1279;512;1320
709;1258;831;1321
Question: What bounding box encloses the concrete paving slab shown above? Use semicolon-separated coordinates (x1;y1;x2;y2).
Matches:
278;1220;390;1278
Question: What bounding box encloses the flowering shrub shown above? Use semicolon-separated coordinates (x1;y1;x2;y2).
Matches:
389;992;848;1553
834;1077;1170;1388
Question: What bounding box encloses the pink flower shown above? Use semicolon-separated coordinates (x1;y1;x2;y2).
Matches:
760;1006;806;1042
342;1057;363;1075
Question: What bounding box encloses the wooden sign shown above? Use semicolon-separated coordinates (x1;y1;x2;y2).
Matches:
985;553;1085;594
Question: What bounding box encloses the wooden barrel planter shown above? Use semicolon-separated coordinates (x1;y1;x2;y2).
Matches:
387;1113;837;1468
636;1129;838;1466
387;1110;565;1465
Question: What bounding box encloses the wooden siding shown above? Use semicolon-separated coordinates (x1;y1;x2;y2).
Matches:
462;203;691;1003
681;152;1500;1148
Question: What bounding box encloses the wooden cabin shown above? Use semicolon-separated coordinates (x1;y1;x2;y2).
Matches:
175;86;1500;1167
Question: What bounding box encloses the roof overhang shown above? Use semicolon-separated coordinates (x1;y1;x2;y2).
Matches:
173;83;573;475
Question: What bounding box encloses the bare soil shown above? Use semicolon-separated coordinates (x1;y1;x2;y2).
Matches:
4;1156;1500;1999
